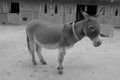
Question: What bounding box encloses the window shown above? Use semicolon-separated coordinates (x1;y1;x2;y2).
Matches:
10;2;19;13
44;4;47;13
55;4;58;14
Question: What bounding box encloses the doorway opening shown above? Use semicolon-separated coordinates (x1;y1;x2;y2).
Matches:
76;5;85;21
87;5;97;16
10;2;20;13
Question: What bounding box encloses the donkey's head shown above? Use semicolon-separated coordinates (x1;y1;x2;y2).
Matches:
81;10;102;47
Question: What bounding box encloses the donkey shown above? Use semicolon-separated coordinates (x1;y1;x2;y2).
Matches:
26;11;102;74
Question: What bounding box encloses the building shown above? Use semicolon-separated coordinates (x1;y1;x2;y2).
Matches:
0;0;120;27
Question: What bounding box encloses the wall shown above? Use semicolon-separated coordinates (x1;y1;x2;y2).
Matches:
0;0;120;26
98;5;120;27
64;4;76;23
39;3;64;24
20;1;39;24
20;1;77;24
39;3;76;24
0;2;8;24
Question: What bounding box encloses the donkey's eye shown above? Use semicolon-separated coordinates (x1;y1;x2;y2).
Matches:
89;26;95;31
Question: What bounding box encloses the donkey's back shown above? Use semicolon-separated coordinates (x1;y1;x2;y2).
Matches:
26;19;64;34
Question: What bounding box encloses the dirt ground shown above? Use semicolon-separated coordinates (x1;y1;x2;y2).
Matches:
0;25;120;80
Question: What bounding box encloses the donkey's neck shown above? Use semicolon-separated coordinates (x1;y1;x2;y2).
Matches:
74;19;87;40
63;21;86;47
62;20;87;47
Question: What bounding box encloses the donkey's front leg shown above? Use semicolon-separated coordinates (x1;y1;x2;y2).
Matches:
57;48;66;74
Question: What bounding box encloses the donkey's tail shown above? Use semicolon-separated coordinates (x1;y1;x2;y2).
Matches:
27;35;30;51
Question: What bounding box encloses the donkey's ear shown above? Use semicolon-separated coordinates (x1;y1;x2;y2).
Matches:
81;10;89;19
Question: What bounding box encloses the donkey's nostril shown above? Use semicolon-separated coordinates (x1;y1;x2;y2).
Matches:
96;41;102;46
97;41;100;45
94;41;102;47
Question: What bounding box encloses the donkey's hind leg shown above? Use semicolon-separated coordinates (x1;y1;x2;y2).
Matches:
29;41;37;65
36;43;47;65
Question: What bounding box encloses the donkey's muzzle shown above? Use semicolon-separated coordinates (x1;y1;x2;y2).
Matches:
92;37;102;47
93;40;102;47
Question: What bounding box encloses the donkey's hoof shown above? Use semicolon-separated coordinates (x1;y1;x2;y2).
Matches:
33;62;37;65
57;66;63;70
41;60;47;65
58;70;63;74
42;61;47;65
32;60;37;65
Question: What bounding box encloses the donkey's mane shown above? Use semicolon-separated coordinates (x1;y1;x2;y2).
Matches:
69;18;86;25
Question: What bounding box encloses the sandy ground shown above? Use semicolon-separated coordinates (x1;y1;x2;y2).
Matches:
0;25;120;80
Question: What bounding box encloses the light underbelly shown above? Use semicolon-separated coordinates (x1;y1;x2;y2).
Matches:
35;39;60;50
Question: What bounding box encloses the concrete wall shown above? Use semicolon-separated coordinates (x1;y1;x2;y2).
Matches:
8;13;21;24
0;13;8;24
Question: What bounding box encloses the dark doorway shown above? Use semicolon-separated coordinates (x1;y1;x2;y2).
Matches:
76;5;85;21
10;2;20;13
87;5;97;16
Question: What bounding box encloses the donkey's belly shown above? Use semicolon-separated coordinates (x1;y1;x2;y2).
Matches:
35;39;60;49
35;28;61;45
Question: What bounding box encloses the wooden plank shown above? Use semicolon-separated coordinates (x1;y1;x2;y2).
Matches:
21;1;39;11
0;2;8;13
40;3;64;24
64;4;76;23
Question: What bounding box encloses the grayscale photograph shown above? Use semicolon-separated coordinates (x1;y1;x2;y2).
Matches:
0;0;120;80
